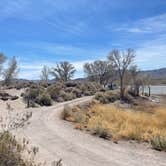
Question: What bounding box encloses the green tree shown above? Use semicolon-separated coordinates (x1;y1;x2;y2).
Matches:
51;61;76;82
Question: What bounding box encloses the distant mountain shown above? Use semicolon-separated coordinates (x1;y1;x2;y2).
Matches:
6;68;166;85
142;68;166;79
141;68;166;85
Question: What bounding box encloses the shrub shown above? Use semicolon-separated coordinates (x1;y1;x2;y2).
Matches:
65;81;77;87
65;87;82;98
95;90;120;104
151;136;166;151
36;93;52;106
78;81;101;96
92;126;110;139
61;105;73;120
15;82;31;90
23;87;44;107
0;92;19;101
0;131;26;166
47;83;63;100
59;90;75;101
26;88;40;99
95;92;109;104
56;97;65;102
11;96;19;100
73;111;86;123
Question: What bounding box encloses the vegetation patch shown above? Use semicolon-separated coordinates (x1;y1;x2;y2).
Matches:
23;81;101;107
36;92;52;106
62;103;166;151
95;90;120;104
0;131;28;166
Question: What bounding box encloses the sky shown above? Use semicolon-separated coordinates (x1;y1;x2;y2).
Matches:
0;0;166;79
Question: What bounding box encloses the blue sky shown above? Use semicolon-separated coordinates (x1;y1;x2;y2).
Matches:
0;0;166;79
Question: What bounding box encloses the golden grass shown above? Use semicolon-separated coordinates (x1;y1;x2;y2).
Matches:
87;104;166;141
66;103;166;142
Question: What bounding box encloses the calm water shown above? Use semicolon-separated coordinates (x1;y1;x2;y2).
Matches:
144;86;166;95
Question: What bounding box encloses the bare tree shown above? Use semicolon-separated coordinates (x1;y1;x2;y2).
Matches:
40;65;50;83
51;61;76;82
140;73;151;96
84;60;114;87
0;53;6;74
3;56;19;86
129;65;141;96
108;49;135;99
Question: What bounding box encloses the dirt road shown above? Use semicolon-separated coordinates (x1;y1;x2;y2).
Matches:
13;97;166;166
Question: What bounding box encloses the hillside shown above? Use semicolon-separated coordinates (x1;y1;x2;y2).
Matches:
142;68;166;85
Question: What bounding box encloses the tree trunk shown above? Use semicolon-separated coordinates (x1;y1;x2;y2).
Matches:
120;77;125;100
136;85;139;96
148;86;151;97
142;86;144;95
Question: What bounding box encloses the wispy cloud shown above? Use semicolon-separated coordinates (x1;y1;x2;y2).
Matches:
1;1;166;79
114;13;166;34
135;34;166;69
16;41;109;60
14;37;166;79
0;0;30;18
0;0;91;36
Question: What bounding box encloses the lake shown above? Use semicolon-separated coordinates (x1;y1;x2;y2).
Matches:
144;85;166;95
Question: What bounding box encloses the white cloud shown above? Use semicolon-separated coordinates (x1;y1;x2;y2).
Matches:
16;41;109;59
114;13;166;34
136;37;166;69
16;36;166;79
18;60;93;79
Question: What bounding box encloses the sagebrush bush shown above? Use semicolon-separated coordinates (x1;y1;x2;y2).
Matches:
73;111;86;123
65;87;82;98
61;105;86;123
47;83;63;100
65;81;77;87
77;81;101;96
151;136;166;151
59;90;75;101
23;87;46;107
95;90;120;103
91;125;111;139
47;81;100;102
22;81;101;106
36;93;52;106
0;92;19;101
61;105;73;120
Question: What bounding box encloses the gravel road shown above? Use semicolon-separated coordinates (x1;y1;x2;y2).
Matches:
13;96;166;166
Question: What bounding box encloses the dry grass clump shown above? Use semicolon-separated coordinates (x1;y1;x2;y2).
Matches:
88;105;166;141
61;105;87;124
0;131;26;165
63;103;166;150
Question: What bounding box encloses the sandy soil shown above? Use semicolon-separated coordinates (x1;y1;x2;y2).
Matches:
0;89;165;166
